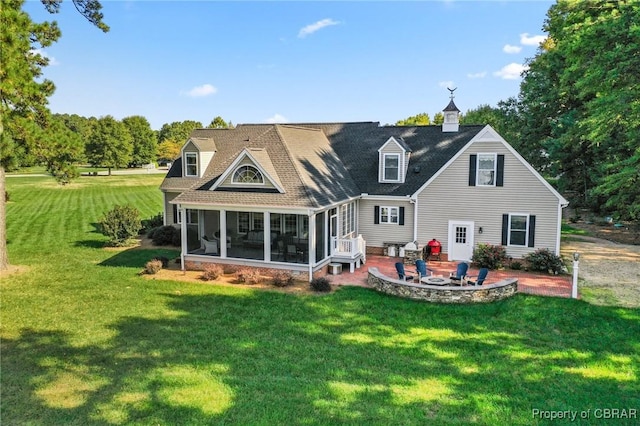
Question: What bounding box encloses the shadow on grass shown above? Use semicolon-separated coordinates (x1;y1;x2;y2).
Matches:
74;239;107;249
99;248;180;268
2;290;638;425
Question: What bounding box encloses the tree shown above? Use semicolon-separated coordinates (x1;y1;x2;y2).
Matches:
396;112;430;126
432;112;444;125
157;139;182;163
207;116;230;129
86;116;133;175
1;0;107;270
122;115;157;167
157;120;203;143
519;0;640;220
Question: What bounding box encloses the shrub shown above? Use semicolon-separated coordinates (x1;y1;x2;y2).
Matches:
271;271;294;287
99;204;142;246
234;268;262;285
510;260;523;270
141;213;164;234
150;225;181;246
310;276;332;293
524;248;564;274
152;256;169;268
144;259;162;275
471;243;508;270
201;264;223;281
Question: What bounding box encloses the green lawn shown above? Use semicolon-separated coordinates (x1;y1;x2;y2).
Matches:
2;175;639;425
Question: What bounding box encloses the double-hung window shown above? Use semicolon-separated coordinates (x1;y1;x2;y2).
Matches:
477;153;496;186
380;206;399;224
185;152;198;177
508;214;528;246
383;154;400;181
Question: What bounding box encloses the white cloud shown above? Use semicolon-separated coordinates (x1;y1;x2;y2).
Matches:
30;49;59;66
503;44;522;54
438;80;455;89
264;113;288;124
467;72;487;79
181;84;217;98
298;18;340;38
520;33;546;47
493;63;529;80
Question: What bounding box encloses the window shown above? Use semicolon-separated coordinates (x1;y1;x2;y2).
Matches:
508;214;528;246
232;165;263;184
380;206;399;224
341;202;355;236
185;152;198;177
477;154;496;186
284;214;297;235
252;212;264;231
238;212;250;233
270;213;282;234
186;209;199;225
383;154;400;181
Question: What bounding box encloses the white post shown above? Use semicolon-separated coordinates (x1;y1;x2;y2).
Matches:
572;252;580;299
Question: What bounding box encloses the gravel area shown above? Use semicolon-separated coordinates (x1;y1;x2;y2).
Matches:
561;235;640;308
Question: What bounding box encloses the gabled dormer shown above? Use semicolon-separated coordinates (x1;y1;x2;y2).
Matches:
210;148;285;193
181;137;216;178
378;136;411;184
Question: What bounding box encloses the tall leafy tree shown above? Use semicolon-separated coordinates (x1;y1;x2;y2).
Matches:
157;139;182;163
207;116;230;129
519;0;640;220
157;120;203;144
395;112;430;126
0;0;107;270
122;115;157;166
86;116;133;175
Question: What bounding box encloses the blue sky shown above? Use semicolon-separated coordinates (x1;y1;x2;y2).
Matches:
25;0;553;130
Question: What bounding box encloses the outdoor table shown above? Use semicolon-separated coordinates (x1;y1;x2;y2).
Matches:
421;276;452;286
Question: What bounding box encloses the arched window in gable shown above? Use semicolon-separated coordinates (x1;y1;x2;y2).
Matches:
232;165;264;184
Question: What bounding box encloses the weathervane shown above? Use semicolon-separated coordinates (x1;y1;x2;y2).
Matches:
447;87;457;100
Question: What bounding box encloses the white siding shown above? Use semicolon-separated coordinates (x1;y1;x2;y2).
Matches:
378;140;406;183
358;199;414;247
416;140;563;258
164;192;180;225
219;159;277;189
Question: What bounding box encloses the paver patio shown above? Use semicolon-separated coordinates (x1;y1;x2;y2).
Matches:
329;255;573;298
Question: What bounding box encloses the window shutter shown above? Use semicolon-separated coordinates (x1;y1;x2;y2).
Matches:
528;215;536;247
501;214;509;245
173;205;178;224
469;154;477;186
374;206;380;224
399;207;405;226
496;154;505;187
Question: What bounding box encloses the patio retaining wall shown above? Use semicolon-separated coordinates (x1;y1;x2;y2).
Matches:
367;267;518;304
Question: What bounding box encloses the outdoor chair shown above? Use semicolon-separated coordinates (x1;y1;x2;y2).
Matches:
395;262;414;281
287;244;301;262
449;262;469;282
465;268;488;286
202;238;218;255
415;259;433;280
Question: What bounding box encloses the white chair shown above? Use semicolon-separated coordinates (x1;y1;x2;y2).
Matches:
202;238;218;255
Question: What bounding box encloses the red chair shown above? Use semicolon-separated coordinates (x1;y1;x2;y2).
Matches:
425;239;442;261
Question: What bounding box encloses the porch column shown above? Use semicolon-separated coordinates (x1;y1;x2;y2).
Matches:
308;212;316;281
180;205;187;271
264;212;271;262
220;210;227;258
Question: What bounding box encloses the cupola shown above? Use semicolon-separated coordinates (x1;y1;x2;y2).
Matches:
442;87;460;132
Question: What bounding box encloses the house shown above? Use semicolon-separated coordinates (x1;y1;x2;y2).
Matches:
160;98;568;279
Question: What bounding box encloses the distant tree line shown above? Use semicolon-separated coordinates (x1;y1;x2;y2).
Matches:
396;1;640;222
9;113;232;178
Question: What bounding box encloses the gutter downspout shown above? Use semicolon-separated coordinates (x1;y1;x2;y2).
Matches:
411;196;418;245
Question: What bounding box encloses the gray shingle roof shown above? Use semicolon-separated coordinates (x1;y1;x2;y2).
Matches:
161;122;484;208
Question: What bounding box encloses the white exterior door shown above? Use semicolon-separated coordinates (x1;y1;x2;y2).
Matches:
448;221;474;261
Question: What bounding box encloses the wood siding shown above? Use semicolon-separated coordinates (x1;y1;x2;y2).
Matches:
358;199;414;247
416;140;562;258
164;192;180;224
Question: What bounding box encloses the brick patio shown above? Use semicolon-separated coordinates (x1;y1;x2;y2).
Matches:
328;255;573;298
